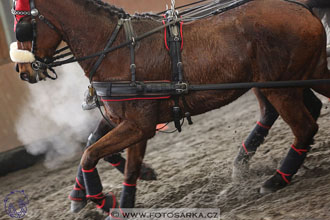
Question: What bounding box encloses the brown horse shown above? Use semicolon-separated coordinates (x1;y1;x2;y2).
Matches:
12;0;330;216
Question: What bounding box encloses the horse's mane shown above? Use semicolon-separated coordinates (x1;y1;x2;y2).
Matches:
74;0;128;18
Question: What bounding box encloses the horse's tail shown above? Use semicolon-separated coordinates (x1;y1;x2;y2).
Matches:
305;0;330;55
305;0;330;8
303;1;330;98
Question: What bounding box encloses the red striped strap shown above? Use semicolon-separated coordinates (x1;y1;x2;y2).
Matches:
86;191;104;199
96;197;106;209
277;169;291;184
68;195;83;201
81;167;95;173
242;142;249;154
75;177;85;190
123;182;136;187
101;96;171;102
110;162;121;167
97;192;116;211
180;21;183;50
291;145;308;155
256;121;271;130
162;15;170;51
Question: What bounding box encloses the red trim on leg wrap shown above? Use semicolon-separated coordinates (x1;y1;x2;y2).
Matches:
256;121;271;130
123;182;137;187
81;167;95;173
291;145;308;155
76;177;85;190
242;142;249;154
111;162;121;167
277;169;291;184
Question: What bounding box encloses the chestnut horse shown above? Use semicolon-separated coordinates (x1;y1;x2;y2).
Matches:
12;0;330;217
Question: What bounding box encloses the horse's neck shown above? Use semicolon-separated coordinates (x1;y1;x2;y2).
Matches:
39;0;123;75
39;0;169;81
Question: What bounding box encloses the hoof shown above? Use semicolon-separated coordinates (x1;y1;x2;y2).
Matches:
70;200;87;213
69;188;87;213
259;172;288;195
232;162;249;181
232;148;251;181
140;163;157;181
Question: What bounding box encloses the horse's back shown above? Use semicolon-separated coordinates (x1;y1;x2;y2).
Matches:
183;0;326;82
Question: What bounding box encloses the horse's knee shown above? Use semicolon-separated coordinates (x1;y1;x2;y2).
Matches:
81;148;98;170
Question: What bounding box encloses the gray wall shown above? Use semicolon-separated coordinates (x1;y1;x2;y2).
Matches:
0;0;15;46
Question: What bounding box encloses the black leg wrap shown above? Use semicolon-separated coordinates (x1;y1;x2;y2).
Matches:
69;187;86;201
104;153;126;174
278;145;310;182
261;145;310;194
69;165;86;201
120;184;136;208
75;165;85;189
96;192;117;213
82;168;104;200
243;123;271;153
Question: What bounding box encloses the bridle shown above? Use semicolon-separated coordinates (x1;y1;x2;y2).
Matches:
12;0;71;80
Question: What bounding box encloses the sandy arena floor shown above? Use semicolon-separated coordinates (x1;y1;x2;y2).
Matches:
1;91;330;220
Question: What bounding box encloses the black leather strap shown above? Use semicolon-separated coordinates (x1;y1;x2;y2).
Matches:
89;19;123;82
123;18;137;83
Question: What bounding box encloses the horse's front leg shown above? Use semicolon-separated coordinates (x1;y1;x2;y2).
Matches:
81;118;155;214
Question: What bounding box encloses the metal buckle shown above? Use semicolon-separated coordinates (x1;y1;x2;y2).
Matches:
175;82;188;94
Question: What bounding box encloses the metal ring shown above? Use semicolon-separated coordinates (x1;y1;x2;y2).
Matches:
31;61;41;71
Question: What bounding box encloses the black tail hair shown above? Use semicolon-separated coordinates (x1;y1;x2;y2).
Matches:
306;0;330;8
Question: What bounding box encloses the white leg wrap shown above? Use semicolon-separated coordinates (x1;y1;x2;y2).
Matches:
10;42;35;63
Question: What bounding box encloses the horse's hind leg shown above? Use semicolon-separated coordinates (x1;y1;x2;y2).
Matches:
232;88;279;179
260;89;318;194
120;140;147;209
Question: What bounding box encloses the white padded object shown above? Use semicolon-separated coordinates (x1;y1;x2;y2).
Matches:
9;42;35;63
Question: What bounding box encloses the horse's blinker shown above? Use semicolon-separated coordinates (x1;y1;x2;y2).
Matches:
15;20;33;42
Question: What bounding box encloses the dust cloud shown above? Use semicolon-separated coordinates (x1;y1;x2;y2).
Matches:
15;63;99;168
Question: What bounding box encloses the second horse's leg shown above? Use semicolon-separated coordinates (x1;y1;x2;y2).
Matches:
232;88;322;179
232;88;279;179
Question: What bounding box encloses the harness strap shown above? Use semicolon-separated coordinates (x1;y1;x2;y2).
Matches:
89;19;123;82
123;18;137;83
